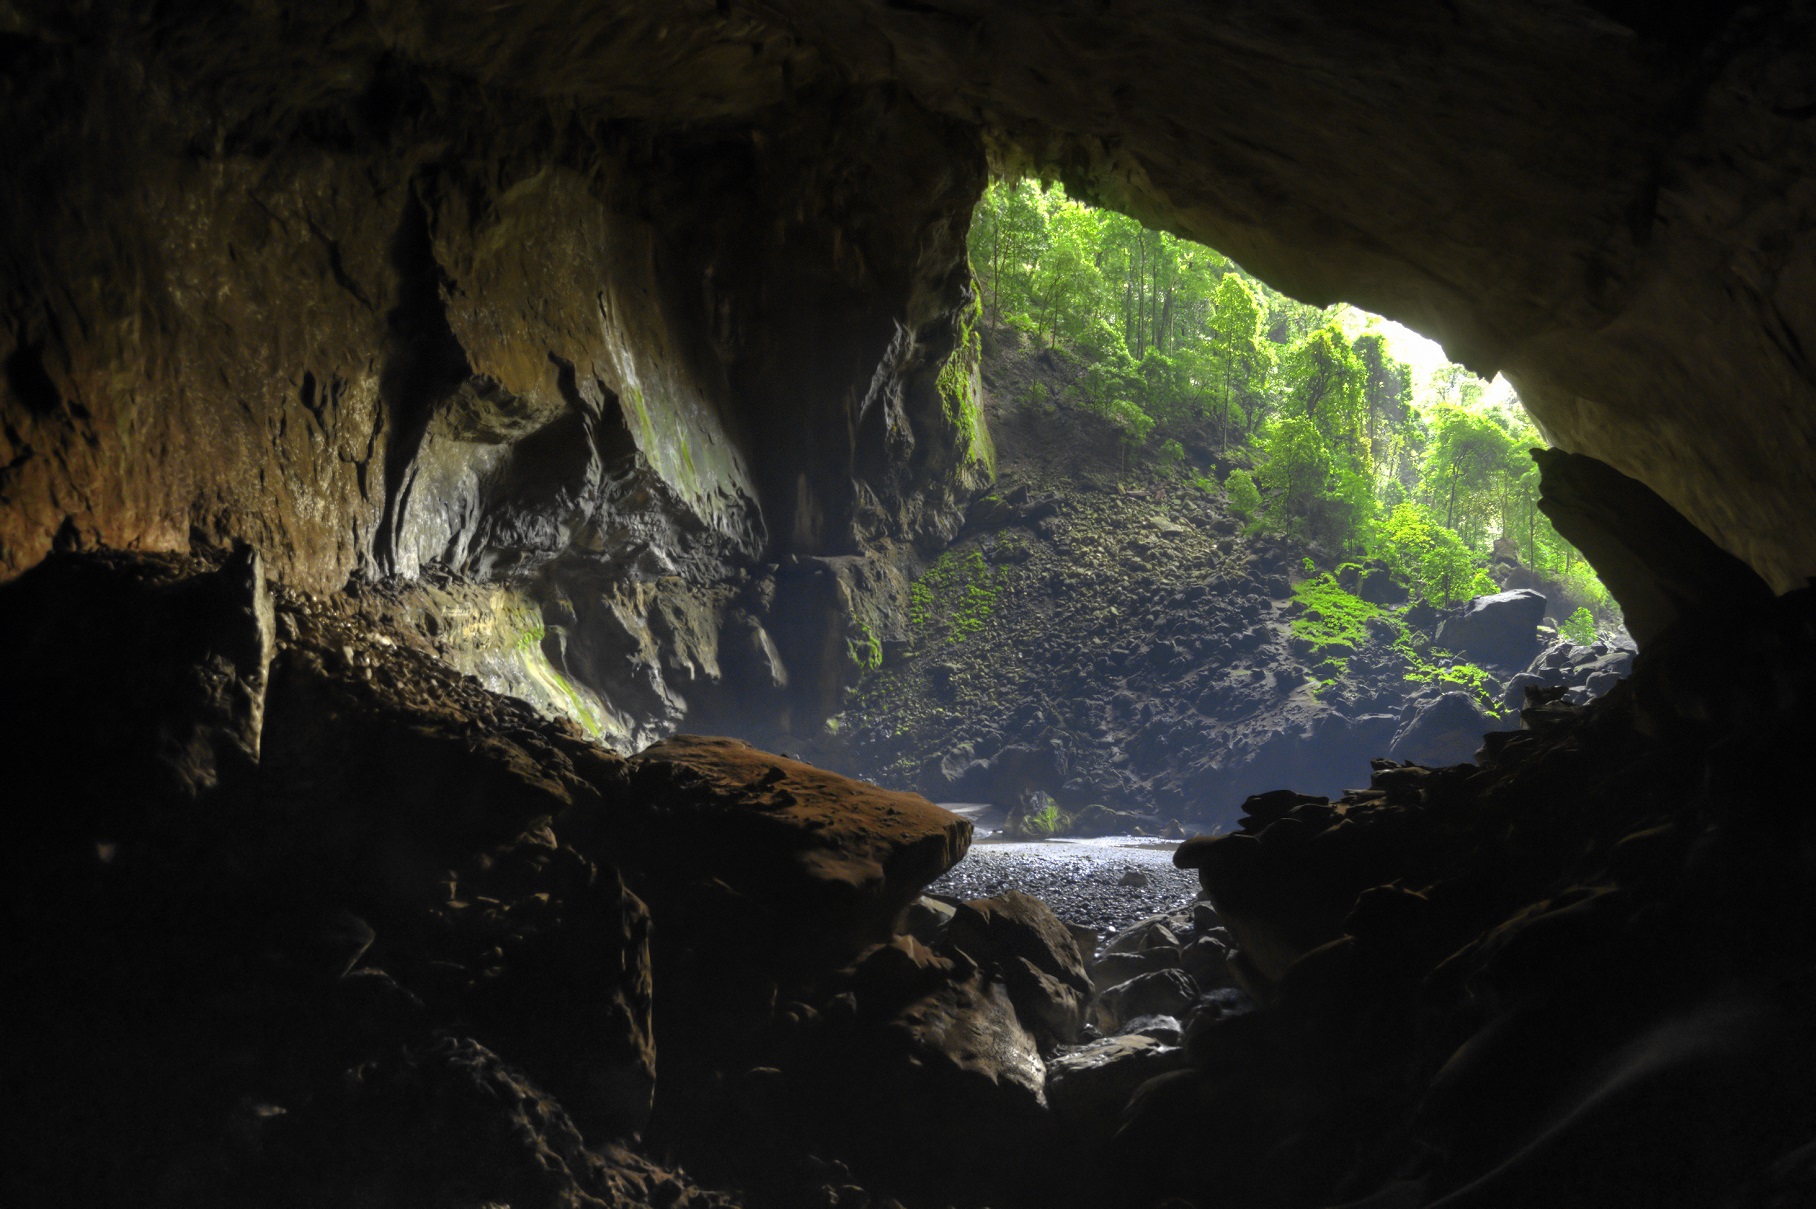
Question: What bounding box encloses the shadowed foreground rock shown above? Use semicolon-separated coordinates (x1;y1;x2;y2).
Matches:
0;550;992;1209
7;549;1816;1209
1162;587;1816;1209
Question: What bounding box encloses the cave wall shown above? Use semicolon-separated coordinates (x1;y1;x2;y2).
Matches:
0;2;990;744
3;0;1813;746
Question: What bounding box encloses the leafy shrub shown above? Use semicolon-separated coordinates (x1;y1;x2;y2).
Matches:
1560;606;1596;646
1369;502;1494;606
1154;438;1187;475
1224;468;1261;518
1292;575;1383;651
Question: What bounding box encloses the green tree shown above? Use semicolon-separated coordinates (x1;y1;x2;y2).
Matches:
1353;332;1412;480
961;177;1619;619
1225;468;1261;518
1258;416;1334;534
1371;501;1494;606
1421;404;1524;543
1560;606;1597;646
1206;274;1272;444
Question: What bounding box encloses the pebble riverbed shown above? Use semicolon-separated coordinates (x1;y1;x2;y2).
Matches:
926;831;1201;938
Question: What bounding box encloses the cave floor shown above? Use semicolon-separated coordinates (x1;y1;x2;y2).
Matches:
926;814;1198;938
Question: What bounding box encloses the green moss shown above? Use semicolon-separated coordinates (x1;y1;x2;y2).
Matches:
624;385;659;454
546;667;604;736
905;546;1002;645
938;286;997;474
1291;575;1381;651
510;623;604;737
951;547;1000;640
847;614;884;672
909;578;936;629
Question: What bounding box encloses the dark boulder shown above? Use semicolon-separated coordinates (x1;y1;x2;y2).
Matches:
946;890;1093;1046
1390;691;1493;767
1090;968;1198;1033
1436;589;1548;667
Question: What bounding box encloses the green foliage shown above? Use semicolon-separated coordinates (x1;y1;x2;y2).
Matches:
1386;629;1500;713
1291;575;1382;651
1206;274;1273;442
1370;502;1494;606
1561;606;1597;646
909;547;1002;644
937;287;996;473
1020;795;1065;837
966;178;1619;624
1224;468;1261;518
847;616;884;672
1258;416;1333;517
1155;438;1186;475
908;578;936;629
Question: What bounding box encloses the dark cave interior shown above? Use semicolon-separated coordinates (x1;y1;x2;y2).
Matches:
4;3;1816;1207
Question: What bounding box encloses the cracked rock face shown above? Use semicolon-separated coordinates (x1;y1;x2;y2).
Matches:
2;0;1813;747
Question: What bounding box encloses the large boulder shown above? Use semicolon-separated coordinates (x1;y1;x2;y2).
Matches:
607;736;973;978
946;889;1093;1046
1046;1034;1192;1143
784;918;1075;1206
1435;589;1548;668
1390;691;1494;767
1090;968;1198;1033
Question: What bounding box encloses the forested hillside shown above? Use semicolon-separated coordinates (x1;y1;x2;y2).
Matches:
969;179;1614;625
809;182;1632;829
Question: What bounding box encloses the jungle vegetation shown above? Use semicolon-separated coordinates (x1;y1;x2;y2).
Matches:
968;178;1616;619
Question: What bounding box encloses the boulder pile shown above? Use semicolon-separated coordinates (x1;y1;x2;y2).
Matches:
0;549;999;1209
1130;584;1816;1209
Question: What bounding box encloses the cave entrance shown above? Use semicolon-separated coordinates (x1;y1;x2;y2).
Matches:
804;179;1630;937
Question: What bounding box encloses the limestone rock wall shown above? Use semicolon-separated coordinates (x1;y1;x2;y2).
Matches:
0;3;991;743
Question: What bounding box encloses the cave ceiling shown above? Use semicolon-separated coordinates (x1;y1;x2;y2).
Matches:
2;0;1813;590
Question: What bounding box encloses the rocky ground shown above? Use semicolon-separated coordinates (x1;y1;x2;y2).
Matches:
927;837;1201;938
7;519;1813;1209
823;326;1633;832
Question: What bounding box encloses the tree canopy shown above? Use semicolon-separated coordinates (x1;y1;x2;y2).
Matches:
969;178;1615;618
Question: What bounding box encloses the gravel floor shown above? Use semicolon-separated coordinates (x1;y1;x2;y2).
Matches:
926;835;1202;938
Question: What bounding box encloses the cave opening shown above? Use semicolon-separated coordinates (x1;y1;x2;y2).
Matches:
4;4;1816;1209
